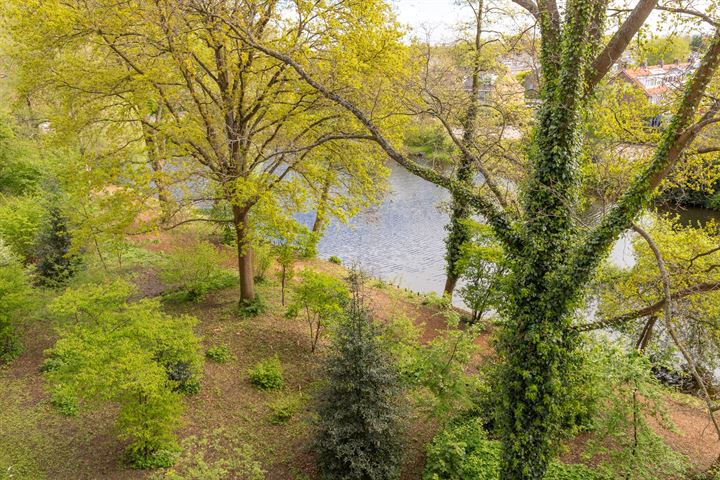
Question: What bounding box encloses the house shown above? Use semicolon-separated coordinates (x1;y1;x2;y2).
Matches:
619;59;696;105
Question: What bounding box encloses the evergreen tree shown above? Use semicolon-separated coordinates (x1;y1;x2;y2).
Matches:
315;275;405;480
34;206;78;285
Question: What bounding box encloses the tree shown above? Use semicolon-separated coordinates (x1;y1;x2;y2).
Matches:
315;273;405;480
3;0;394;307
456;222;506;324
236;1;720;476
43;280;203;468
34;206;79;285
634;35;692;65
425;0;525;296
287;270;349;353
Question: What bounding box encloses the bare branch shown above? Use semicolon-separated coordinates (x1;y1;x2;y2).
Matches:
632;224;720;442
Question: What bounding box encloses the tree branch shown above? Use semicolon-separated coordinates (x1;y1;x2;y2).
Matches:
221;24;524;251
632;223;720;442
566;28;720;289
586;0;659;93
577;280;720;331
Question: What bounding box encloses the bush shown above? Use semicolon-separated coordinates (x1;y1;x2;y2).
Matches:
238;295;266;317
50;390;79;416
160;241;237;302
248;356;284;391
0;195;46;259
315;287;405;480
206;344;235;363
328;255;342;265
268;393;304;425
0;240;31;363
45;280;203;468
423;417;607;480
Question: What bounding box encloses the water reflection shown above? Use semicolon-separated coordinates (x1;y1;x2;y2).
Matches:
314;162;451;295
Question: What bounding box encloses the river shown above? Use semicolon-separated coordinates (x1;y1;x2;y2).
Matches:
307;161;718;298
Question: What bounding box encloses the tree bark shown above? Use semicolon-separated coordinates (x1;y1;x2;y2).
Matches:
313;167;333;233
635;315;657;351
141;114;173;225
232;204;255;302
443;0;483;297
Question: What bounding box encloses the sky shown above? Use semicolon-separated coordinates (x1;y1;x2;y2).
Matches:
390;0;470;43
390;0;703;43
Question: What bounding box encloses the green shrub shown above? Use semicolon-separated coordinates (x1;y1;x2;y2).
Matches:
149;428;265;480
315;287;405;480
45;280;203;468
0;240;31;363
268;393;304;425
0;195;46;259
423;417;607;480
50;390;79;416
248;356;284;391
328;255;342;265
238;295;266;317
206;344;235;363
160;241;237;302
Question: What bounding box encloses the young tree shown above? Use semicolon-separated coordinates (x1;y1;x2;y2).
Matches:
315;273;405;480
287;270;349;353
456;222;506;324
237;1;720;476
412;0;526;296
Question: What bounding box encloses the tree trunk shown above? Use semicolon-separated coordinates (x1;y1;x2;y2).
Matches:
141;113;173;225
232;205;255;302
635;315;657;351
443;0;483;297
313;167;333;233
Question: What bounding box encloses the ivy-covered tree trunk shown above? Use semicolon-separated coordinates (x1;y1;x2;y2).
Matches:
496;14;720;480
232;204;255;302
246;7;720;477
443;0;484;296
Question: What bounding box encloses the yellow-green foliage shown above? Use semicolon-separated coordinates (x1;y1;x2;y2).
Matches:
0;194;45;259
43;280;203;468
287;269;350;352
160;241;237;302
0;239;32;362
206;344;235;364
149;428;265;480
268;393;304;425
248;356;284;391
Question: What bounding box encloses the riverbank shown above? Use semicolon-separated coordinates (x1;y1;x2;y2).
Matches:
0;230;717;479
